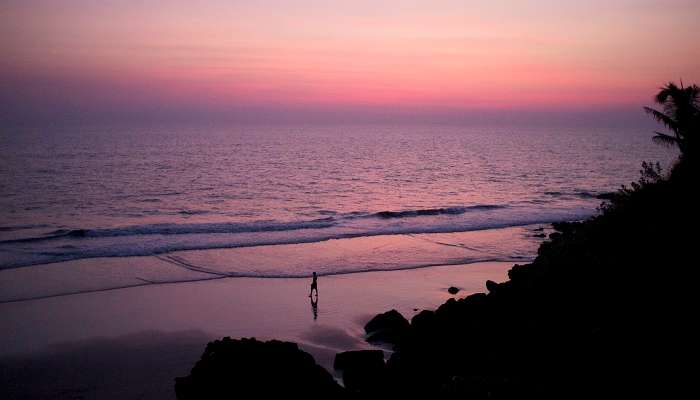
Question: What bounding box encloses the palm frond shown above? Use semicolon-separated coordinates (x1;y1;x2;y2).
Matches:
652;132;680;148
654;82;681;104
688;84;700;110
644;107;679;132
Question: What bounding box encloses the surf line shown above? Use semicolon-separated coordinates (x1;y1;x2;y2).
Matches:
156;255;232;277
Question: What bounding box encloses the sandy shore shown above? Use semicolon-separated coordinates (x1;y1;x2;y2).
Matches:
1;261;512;399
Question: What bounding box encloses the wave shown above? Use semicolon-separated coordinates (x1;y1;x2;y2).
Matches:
0;219;338;244
0;205;506;244
0;224;50;232
177;210;211;215
0;204;597;270
373;205;505;219
544;190;615;200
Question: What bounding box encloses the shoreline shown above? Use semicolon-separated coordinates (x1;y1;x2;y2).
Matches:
0;257;523;305
0;225;547;304
0;261;513;399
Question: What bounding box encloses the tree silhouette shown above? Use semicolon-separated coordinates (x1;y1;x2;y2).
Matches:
644;81;700;157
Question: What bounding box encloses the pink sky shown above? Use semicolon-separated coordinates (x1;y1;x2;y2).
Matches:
2;0;699;123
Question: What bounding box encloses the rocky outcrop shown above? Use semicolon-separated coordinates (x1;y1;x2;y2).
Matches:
175;337;345;399
334;350;385;393
364;309;409;345
368;157;696;397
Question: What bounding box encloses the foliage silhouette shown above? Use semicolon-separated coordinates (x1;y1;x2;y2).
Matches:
644;81;700;156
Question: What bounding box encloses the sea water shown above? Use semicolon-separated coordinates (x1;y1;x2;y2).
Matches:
0;123;677;300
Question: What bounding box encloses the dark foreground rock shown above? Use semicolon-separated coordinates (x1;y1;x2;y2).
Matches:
176;157;697;399
485;280;498;293
364;309;409;345
334;350;385;393
378;159;700;399
175;337;346;399
362;158;697;398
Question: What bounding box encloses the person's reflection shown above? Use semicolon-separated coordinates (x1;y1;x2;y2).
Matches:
310;295;318;320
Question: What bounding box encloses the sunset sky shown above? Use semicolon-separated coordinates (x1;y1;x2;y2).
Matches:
2;0;699;124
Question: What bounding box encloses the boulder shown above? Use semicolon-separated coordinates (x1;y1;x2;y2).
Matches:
411;310;437;333
334;350;385;393
486;280;499;293
175;337;345;399
364;309;409;345
508;263;533;281
334;349;384;370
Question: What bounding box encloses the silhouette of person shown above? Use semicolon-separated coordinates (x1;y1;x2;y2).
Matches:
310;296;318;320
309;271;318;297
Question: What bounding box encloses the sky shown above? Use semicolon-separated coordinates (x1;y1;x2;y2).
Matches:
1;0;699;125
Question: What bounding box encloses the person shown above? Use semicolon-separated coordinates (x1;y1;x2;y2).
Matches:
309;272;318;297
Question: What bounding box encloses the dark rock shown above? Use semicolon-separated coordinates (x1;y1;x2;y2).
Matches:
485;280;499;293
533;233;547;238
364;309;409;345
596;192;616;200
334;350;385;393
174;337;345;399
448;286;460;294
366;329;401;344
365;309;409;333
411;310;436;332
508;263;532;281
375;156;698;397
334;349;384;370
551;221;581;233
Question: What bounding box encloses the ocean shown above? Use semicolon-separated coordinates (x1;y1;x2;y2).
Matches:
0;123;676;301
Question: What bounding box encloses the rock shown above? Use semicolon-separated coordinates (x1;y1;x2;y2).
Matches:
486;280;499;293
334;349;384;370
364;309;409;345
365;329;398;344
533;233;547;238
448;286;460;295
365;309;409;333
411;310;436;332
596;192;616;200
508;263;532;281
551;221;581;233
174;337;345;399
334;350;386;393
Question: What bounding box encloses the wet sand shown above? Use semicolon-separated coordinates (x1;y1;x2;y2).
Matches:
1;261;512;399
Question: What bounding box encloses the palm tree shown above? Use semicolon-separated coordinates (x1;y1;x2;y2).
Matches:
644;81;700;157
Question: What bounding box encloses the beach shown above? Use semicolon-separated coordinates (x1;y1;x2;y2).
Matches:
1;259;512;399
3;1;696;396
0;225;546;398
0;124;678;398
